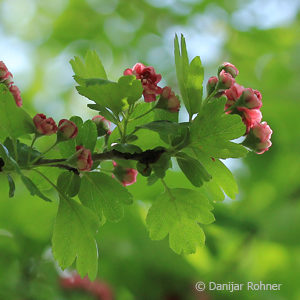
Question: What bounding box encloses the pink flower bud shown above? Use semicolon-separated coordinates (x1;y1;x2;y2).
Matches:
219;62;239;78
58;119;78;139
124;62;162;102
92;115;111;136
76;145;93;172
0;61;12;81
157;86;180;113
113;162;138;186
123;68;133;76
243;122;272;154
218;70;235;89
33;114;58;135
237;107;262;134
242;88;262;109
224;83;244;109
9;85;22;107
206;76;218;95
3;74;14;87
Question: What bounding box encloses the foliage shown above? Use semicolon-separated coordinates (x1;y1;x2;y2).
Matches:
1;1;300;299
0;37;252;279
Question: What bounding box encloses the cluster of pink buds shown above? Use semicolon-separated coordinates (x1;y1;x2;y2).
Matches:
0;61;22;107
124;63;180;113
92;115;111;136
157;86;181;112
112;161;138;186
124;63;162;103
32;114;113;171
33;114;78;139
207;62;272;154
60;274;114;300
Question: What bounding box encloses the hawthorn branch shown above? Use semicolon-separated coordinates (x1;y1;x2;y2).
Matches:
0;148;166;173
92;148;166;164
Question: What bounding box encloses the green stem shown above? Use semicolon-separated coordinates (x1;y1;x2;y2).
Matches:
130;105;156;121
120;105;134;143
30;141;58;165
116;123;123;139
33;169;67;200
27;135;38;165
33;169;59;192
161;178;175;201
202;89;218;107
121;115;129;144
12;138;18;162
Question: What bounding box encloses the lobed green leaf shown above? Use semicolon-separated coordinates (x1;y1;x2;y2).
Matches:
78;172;133;223
176;152;211;187
146;188;214;254
70;50;107;82
190;97;248;158
52;196;100;280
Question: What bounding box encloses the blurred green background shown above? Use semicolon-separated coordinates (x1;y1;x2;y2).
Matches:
1;0;300;299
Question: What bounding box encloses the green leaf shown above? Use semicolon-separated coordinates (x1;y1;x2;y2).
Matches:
57;171;81;197
0;84;35;140
4;138;40;168
7;174;15;198
0;143;52;202
176;152;211;187
147;173;159;186
87;104;117;123
76;120;97;152
118;75;143;105
190;97;248;158
193;151;238;201
70;50;107;82
110;143;142;154
136;120;189;146
151;152;171;178
20;175;52;202
186;56;204;114
154;108;179;124
58;139;76;158
52;196;100;280
70;116;84;127
146;188;214;254
174;34;204;117
76;80;124;114
0;143;21;172
78;172;133;223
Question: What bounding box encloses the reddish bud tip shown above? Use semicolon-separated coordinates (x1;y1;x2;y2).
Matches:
242;88;262;109
218;70;235;89
58;119;78;139
206;76;218;95
92;115;111;136
243;121;272;154
219;62;239;78
9;85;22;107
33;114;57;136
237;107;262;134
76;145;93;172
157;86;180;113
113;162;138;186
